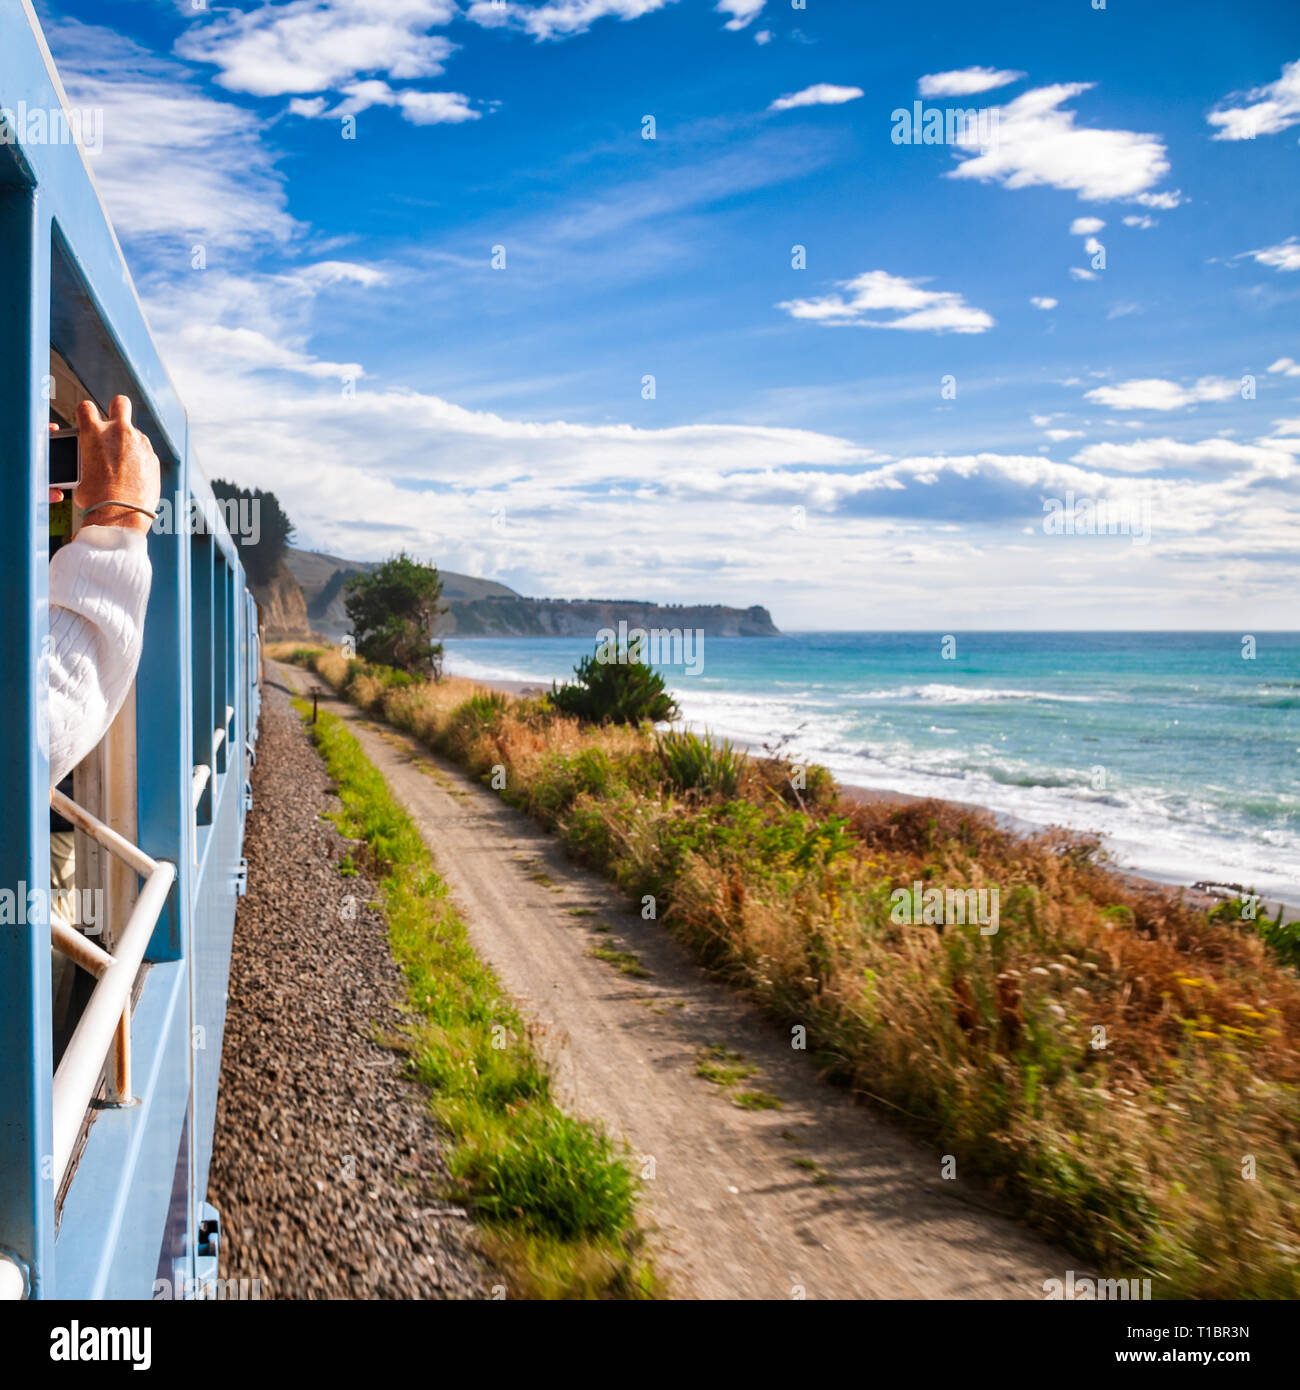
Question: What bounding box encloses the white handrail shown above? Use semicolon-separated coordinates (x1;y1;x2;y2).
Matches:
51;788;153;877
47;789;174;1188
191;763;211;811
52;917;113;977
0;1256;25;1300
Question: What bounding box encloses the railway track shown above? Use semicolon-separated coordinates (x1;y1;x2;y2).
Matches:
207;679;495;1299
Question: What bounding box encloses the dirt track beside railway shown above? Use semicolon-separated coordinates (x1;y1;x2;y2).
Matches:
208;681;495;1299
276;661;1066;1300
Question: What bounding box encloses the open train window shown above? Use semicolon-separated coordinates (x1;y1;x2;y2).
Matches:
214;553;233;779
47;349;141;1067
192;529;215;833
44;226;186;1192
192;517;239;834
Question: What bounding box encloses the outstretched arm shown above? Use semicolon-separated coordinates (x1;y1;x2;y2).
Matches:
48;397;161;785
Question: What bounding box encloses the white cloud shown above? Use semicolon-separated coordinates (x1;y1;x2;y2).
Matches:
1268;357;1300;378
769;83;865;113
1123;214;1155;229
295;261;389;288
1070;216;1105;235
778;269;994;333
1207;58;1300;141
174;323;365;381
312;80;479;124
754;29;772;45
400;89;480;124
717;0;765;31
1071;437;1296;475
465;0;678;41
1241;236;1300;272
177;0;459;97
48;20;298;249
917;66;1024;97
1132;189;1183;209
1084;377;1240;411
1045;429;1083;441
1068;267;1096;281
947;83;1170;201
1030;296;1058;310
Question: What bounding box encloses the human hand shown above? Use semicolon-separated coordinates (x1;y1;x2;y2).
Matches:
66;397;161;532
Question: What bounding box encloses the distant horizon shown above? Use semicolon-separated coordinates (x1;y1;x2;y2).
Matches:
442;627;1300;635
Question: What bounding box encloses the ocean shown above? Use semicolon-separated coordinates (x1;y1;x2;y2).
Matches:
440;632;1300;904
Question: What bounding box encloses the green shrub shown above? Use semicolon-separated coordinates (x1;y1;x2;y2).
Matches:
458;689;508;728
519;749;626;825
1210;896;1300;968
550;645;679;725
367;662;416;691
439;690;508;755
656;729;746;799
654;801;854;877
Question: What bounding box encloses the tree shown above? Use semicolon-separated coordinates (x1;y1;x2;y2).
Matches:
210;479;294;588
343;552;446;678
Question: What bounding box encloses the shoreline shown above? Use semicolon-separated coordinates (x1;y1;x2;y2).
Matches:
468;672;1292;917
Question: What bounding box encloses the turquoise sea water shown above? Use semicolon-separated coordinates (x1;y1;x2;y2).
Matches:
441;632;1300;903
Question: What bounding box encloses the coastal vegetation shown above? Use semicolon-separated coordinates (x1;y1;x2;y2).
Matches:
549;643;680;725
292;694;657;1299
279;643;1300;1299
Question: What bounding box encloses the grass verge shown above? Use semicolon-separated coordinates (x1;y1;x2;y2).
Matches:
291;696;658;1299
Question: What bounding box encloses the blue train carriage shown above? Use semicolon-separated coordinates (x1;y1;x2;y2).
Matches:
1;2;260;1300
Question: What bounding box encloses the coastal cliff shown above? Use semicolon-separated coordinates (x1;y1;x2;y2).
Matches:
439;596;778;638
255;555;312;640
284;548;778;640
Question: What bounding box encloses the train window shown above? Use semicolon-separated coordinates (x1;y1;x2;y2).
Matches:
191;529;215;832
48;350;143;1064
213;553;231;778
226;564;238;764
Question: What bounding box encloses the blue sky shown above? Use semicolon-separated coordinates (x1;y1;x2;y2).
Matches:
34;0;1300;627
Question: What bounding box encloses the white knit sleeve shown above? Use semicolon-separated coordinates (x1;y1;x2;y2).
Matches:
48;527;153;786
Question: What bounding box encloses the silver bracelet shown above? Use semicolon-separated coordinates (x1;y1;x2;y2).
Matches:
80;499;158;520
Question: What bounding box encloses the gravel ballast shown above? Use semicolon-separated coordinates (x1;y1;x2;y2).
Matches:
206;678;496;1299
